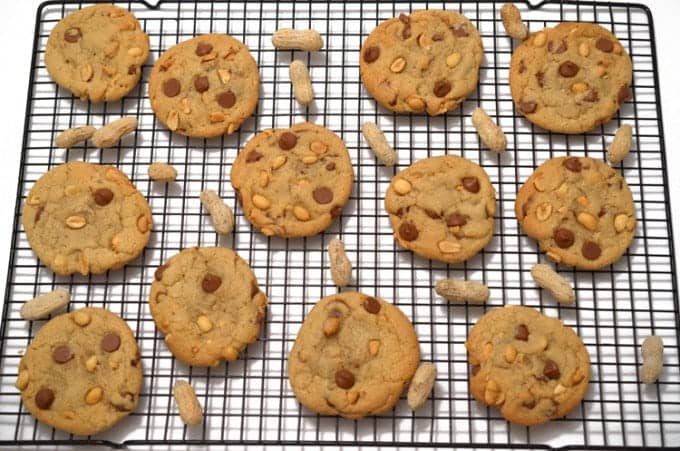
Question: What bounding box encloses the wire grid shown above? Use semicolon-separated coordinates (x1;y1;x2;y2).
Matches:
0;0;678;448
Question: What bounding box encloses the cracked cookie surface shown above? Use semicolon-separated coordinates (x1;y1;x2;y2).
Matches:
288;292;420;419
149;33;259;138
509;22;632;134
230;122;354;238
359;10;483;115
384;154;496;263
17;307;143;435
22;161;152;276
465;305;590;426
149;247;268;367
45;4;149;102
515;156;635;269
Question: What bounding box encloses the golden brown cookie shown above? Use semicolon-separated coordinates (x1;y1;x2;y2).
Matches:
515;156;636;269
509;22;632;134
360;10;483;115
288;292;420;419
465;305;590;426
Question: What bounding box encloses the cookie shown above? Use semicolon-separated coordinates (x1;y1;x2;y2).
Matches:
509;22;633;134
359;10;483;115
16;307;143;435
230;122;354;238
22;161;152;276
384;154;496;263
149;247;268;367
44;4;149;102
288;292;420;419
465;305;590;426
515;156;635;269
149;33;259;138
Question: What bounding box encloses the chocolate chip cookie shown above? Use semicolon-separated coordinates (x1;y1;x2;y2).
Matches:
288;292;420;419
22;161;153;276
149;247;268;367
44;4;149;102
360;10;483;115
466;305;590;426
515;156;635;269
149;33;259;138
16;307;142;435
509;22;633;134
384;154;496;263
230;122;354;238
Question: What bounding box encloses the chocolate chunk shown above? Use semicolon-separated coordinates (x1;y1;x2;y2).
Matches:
521;202;529;218
35;388;55;410
335;369;355;389
52;345;73;364
402;25;412;39
452;24;469;37
202;273;222;293
518;60;526;74
519;100;537;114
462;177;480;193
563;157;582;172
94;188;114;206
399;13;410;24
536;71;545;88
195;42;213;56
618;85;632;104
399;13;412;39
598;208;606;218
595;37;613;53
543;359;560;379
558;61;579;78
217;91;236;108
399;222;419;241
127;65;137;75
433;80;451;98
101;333;121;353
424;208;440;219
584;89;599;102
447;212;467;227
582;241;601;260
363;46;380;63
278;132;297;150
313;187;333;204
194;75;209;93
34;206;44;223
522;398;536;409
432;33;444;41
363;296;381;314
162;78;181;97
554;228;575;248
330;205;343;218
154;264;168;281
64;28;81;43
515;324;529;341
471;364;481;376
548;40;567;54
246;151;263;163
325;162;336;171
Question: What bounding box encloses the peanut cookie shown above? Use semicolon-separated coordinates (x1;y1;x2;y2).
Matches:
509;22;632;134
359;10;483;115
230;122;354;238
465;305;590;426
22;161;152;276
515;156;635;269
288;292;420;419
44;4;149;102
16;307;142;435
149;33;259;138
149;247;268;367
384;154;496;263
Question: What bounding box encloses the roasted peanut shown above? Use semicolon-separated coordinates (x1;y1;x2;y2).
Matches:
91;117;137;148
362;122;397;166
289;60;314;106
407;363;437;410
328;238;352;287
640;335;663;384
501;3;529;40
607;124;632;164
173;380;203;425
435;279;489;304
272;29;323;51
55;126;96;149
471;107;507;153
530;264;575;305
200;190;234;235
148;162;177;182
20;288;70;320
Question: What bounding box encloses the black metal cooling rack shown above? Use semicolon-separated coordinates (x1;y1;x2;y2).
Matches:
0;0;678;448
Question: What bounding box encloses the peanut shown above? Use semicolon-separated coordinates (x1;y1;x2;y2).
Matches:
200;190;234;235
65;215;87;229
390;57;406;73
501;3;529;40
148;162;177;182
20;288;70;320
614;213;628;233
55;126;96;149
607;124;632;164
196;315;213;333
407;362;437;410
289;60;314;106
435;279;489;304
471;107;507;153
577;212;598;231
293;205;310;221
640;335;663;384
252;194;271;210
173;380;203;425
361;122;397;166
530;263;575;305
272;29;323;51
446;52;462;68
85;386;103;405
91;117;137;148
533;31;547;47
392;178;412;195
328;238;352;287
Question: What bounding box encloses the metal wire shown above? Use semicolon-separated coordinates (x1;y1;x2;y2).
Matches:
0;0;678;448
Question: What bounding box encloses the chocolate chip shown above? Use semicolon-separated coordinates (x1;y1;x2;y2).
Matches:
162;78;181;97
433;80;451;98
595;37;613;53
521;202;529;218
452;24;469;37
519;100;537;114
402;25;412;39
34;206;44;223
548;40;567;54
399;13;410;24
424;208;440;219
522;398;536;409
128;65;137;75
196;42;213;56
399;13;412;38
399;221;419;241
462;177;480;193
598;208;606;218
64;28;81;43
35;388;55;410
217;91;236;108
312;187;333;204
432;33;444;41
325;162;336;171
515;324;529;341
447;212;467;227
543;359;560;379
536;71;545;87
363;297;381;314
471;364;481;376
554;228;575;248
202;273;222;293
363;46;380;63
518;60;526;74
194;75;209;93
335;369;355;389
101;333;121;353
582;241;601;260
52;345;73;364
330;205;343;218
94;188;114;206
618;85;632;104
558;61;579;78
278;132;297;150
246;151;263;163
584;89;599;102
154;264;168;281
563;157;582;172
